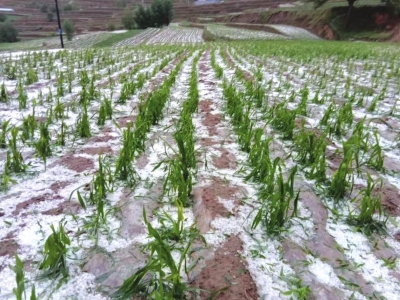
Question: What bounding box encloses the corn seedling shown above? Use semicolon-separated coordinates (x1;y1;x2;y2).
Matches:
57;117;67;146
162;154;193;208
0;119;11;148
17;82;28;110
39;222;70;281
246;129;273;182
294;124;321;166
298;86;308;116
329;150;354;201
21;114;37;142
112;207;200;299
0;82;8;103
269;102;297;140
25;68;38;85
252;159;299;236
279;271;311;300
6;128;27;173
366;130;384;171
34;122;52;168
12;254;25;300
158;200;186;242
211;49;223;79
115;124;140;186
347;174;387;236
319;103;334;127
76;103;91;138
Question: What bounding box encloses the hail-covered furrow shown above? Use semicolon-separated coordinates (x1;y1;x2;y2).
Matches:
228;45;400;297
216;47;392;298
0;49;193;299
0;48;181;191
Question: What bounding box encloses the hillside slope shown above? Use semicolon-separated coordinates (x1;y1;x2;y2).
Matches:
2;0;297;40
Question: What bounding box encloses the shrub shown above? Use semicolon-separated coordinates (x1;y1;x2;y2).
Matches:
62;19;74;41
0;21;19;43
0;14;7;22
122;8;135;30
47;12;54;22
107;23;116;31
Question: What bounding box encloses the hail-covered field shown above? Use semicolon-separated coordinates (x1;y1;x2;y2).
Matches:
0;39;400;300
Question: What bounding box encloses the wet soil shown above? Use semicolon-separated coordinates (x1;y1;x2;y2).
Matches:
191;236;258;300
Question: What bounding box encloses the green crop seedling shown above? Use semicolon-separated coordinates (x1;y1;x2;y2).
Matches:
39;222;70;281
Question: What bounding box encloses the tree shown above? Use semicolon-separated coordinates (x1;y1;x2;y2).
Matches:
0;21;19;43
0;14;7;22
134;0;174;29
309;0;356;28
62;19;74;41
122;8;135;29
150;0;173;27
134;5;154;29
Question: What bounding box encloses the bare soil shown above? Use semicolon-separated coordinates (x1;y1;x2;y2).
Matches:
191;235;258;300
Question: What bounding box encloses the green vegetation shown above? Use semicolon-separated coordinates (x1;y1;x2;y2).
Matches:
133;0;174;29
0;21;19;43
62;19;74;41
122;8;135;30
92;30;142;47
39;222;70;281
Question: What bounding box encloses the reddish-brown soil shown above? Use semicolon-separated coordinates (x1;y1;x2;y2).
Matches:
89;134;115;143
58;154;95;173
0;232;19;270
79;146;114;156
203;113;221;136
191;236;258;300
376;185;400;216
42;201;81;216
0;238;18;258
193;178;239;233
12;193;62;216
213;149;237;169
49;181;71;193
117;116;136;128
199;99;213;113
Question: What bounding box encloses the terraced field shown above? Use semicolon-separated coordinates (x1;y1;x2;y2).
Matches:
0;39;400;300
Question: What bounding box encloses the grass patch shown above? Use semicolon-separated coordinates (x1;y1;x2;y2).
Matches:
92;30;143;48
